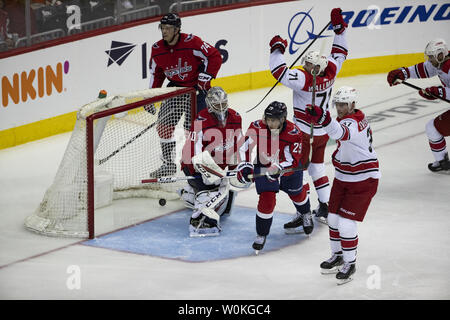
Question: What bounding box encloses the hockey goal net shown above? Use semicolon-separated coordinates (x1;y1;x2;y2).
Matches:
25;87;196;239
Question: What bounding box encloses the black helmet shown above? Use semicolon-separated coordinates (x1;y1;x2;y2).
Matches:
160;13;181;28
264;101;287;121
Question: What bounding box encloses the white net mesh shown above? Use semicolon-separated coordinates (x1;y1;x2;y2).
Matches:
25;87;194;238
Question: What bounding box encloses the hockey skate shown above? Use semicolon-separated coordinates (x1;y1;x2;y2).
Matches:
336;263;356;285
252;235;266;255
149;161;177;178
189;215;221;237
283;212;303;234
320;252;344;274
428;153;450;174
313;201;328;225
302;211;314;235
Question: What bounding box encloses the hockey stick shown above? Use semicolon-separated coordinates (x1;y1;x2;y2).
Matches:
246;21;332;113
141;165;304;184
310;69;317;139
400;81;450;104
97;106;176;166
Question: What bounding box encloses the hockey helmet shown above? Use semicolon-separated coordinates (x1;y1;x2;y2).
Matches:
425;38;448;65
206;86;228;126
264;101;287;134
159;13;181;29
301;51;328;74
332;86;357;109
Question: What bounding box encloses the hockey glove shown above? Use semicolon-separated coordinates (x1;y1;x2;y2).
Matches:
236;162;254;184
270;35;288;54
197;72;212;93
331;8;347;34
387;67;409;86
306;104;331;126
419;86;446;100
265;163;282;182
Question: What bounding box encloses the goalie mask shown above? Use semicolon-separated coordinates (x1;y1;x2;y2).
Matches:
264;101;287;135
424;38;448;66
206;86;228;127
301;51;328;75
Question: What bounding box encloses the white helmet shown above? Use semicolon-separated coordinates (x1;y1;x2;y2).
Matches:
424;38;448;64
332;86;357;108
301;51;328;74
206;86;228;126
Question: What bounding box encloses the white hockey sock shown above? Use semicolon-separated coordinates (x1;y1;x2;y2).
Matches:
338;216;358;264
308;163;330;203
426;118;448;162
313;177;330;203
327;213;342;254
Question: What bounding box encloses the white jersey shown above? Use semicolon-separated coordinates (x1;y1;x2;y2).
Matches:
269;31;348;136
324;109;381;182
406;57;450;96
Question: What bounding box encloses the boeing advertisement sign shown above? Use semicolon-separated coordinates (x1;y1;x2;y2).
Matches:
288;4;450;54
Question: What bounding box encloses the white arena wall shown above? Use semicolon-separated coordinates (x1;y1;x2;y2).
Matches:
0;0;449;148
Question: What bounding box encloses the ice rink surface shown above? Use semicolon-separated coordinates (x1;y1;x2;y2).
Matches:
0;73;449;300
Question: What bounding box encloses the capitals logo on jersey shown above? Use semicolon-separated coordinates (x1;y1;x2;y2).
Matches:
164;58;193;80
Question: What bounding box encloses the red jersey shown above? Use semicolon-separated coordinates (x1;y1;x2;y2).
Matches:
239;119;303;172
181;108;243;174
149;33;222;88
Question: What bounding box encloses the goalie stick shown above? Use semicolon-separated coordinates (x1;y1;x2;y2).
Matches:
246;21;332;113
141;165;304;184
400;81;450;104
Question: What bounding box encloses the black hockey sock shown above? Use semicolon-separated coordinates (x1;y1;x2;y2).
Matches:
256;215;273;236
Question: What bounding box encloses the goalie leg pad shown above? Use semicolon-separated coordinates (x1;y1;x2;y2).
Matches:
189;210;222;237
177;184;195;209
221;190;236;216
190;183;229;237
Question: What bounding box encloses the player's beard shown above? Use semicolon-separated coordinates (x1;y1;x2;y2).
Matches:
269;127;281;136
164;32;179;46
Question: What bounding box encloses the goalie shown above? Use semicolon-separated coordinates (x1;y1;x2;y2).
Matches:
179;86;243;237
